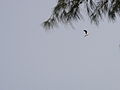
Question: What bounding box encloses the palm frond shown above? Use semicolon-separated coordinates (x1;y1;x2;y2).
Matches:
43;0;120;29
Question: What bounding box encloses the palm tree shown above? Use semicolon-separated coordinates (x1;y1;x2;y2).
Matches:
43;0;120;29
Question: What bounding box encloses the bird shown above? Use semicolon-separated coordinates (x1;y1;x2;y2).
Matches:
83;30;89;37
84;30;87;34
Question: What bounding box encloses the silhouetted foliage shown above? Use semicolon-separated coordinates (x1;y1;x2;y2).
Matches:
43;0;120;29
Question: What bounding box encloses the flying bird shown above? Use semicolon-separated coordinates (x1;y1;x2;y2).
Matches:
84;30;87;34
83;30;89;37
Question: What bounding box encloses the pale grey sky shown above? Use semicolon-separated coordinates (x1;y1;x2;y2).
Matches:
0;0;120;90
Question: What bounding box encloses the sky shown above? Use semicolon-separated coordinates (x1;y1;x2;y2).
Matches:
0;0;120;90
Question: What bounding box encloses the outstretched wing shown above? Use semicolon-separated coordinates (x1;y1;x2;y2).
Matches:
83;30;87;34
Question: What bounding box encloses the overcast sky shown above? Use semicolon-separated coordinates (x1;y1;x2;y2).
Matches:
0;0;120;90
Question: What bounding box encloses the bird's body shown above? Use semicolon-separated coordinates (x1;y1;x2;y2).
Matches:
83;30;89;37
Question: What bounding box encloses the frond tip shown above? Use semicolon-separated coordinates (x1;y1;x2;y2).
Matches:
42;17;58;30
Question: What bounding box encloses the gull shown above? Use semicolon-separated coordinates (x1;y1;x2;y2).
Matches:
83;30;89;37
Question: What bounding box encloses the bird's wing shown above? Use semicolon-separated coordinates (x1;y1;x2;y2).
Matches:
83;30;87;34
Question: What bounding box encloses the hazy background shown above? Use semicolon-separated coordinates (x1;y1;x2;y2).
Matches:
0;0;120;90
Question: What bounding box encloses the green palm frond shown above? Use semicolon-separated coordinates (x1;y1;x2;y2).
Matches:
43;0;120;29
